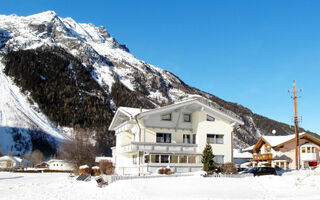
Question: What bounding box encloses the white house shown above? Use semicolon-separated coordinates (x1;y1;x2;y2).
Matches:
47;159;74;171
109;99;244;175
0;156;27;169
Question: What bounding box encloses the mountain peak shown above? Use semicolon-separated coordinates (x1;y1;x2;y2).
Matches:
30;10;57;17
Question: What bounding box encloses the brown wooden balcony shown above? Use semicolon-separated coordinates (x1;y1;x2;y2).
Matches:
253;153;273;161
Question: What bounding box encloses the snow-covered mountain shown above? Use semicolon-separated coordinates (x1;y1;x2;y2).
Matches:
0;11;305;156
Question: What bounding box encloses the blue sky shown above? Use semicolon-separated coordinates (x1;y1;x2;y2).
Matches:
1;0;319;134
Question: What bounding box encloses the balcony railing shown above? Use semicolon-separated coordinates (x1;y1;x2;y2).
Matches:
253;153;273;161
121;142;198;153
301;152;317;161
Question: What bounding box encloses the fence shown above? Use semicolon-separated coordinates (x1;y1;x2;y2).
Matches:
102;173;194;184
102;173;252;184
205;173;253;178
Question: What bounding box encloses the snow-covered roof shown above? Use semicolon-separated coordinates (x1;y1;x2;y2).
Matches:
119;107;149;118
136;99;243;124
95;156;112;163
243;145;254;152
109;99;244;131
47;159;69;163
79;164;89;169
0;156;23;163
233;149;252;158
262;132;306;147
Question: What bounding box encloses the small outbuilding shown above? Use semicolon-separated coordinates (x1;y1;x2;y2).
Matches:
47;159;74;171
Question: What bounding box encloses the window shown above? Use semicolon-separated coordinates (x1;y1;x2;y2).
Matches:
183;114;191;122
161;113;172;121
133;155;137;164
156;133;171;143
206;114;215;121
307;147;311;153
179;156;187;163
155;155;160;163
192;134;196;144
151;155;157;163
183;134;191;144
312;147;316;153
144;155;150;163
302;147;306;153
207;134;224;144
214;155;224;165
161;155;170;163
188;156;196;163
171;155;178;163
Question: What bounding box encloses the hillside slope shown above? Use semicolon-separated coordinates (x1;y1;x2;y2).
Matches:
0;11;313;156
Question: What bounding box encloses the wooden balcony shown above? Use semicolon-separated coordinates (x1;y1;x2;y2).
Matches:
253;153;273;161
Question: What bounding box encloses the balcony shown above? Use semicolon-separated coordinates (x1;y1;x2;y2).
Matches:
301;153;317;161
120;142;198;154
253;153;273;161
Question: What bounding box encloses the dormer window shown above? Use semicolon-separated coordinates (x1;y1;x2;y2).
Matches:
161;113;172;121
183;114;191;122
206;114;215;122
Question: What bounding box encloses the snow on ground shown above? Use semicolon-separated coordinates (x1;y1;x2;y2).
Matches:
1;170;320;200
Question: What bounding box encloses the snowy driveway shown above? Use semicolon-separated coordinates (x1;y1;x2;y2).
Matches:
0;171;319;200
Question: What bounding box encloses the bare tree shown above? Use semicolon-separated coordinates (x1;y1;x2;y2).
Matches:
24;150;45;167
0;147;3;157
8;150;14;156
59;128;96;169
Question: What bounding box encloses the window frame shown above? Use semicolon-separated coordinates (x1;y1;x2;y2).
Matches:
132;155;137;165
192;134;196;144
183;113;191;122
207;134;224;144
206;114;215;122
183;134;191;144
161;113;172;121
156;133;172;143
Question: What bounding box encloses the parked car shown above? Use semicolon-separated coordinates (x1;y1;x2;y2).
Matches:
243;167;277;176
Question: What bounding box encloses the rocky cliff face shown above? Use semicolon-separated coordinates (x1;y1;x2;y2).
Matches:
0;11;309;156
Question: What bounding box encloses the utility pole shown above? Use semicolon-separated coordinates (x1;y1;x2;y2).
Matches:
290;81;302;170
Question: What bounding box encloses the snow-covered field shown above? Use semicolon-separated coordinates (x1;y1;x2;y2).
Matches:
0;170;320;200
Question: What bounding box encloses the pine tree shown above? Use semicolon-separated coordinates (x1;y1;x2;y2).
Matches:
201;143;217;174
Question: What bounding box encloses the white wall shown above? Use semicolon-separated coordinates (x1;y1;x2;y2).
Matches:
48;160;73;170
193;110;233;163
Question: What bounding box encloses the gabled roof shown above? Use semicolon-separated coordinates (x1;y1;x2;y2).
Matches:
47;159;70;163
250;132;320;153
273;155;292;161
0;156;23;163
118;107;149;118
233;149;253;158
109;99;244;131
262;133;305;147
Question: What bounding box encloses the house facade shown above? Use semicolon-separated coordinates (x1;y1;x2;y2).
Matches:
109;99;244;175
245;133;320;169
47;159;74;171
0;156;27;169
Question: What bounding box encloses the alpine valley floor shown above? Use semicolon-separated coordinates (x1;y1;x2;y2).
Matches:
0;170;320;200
